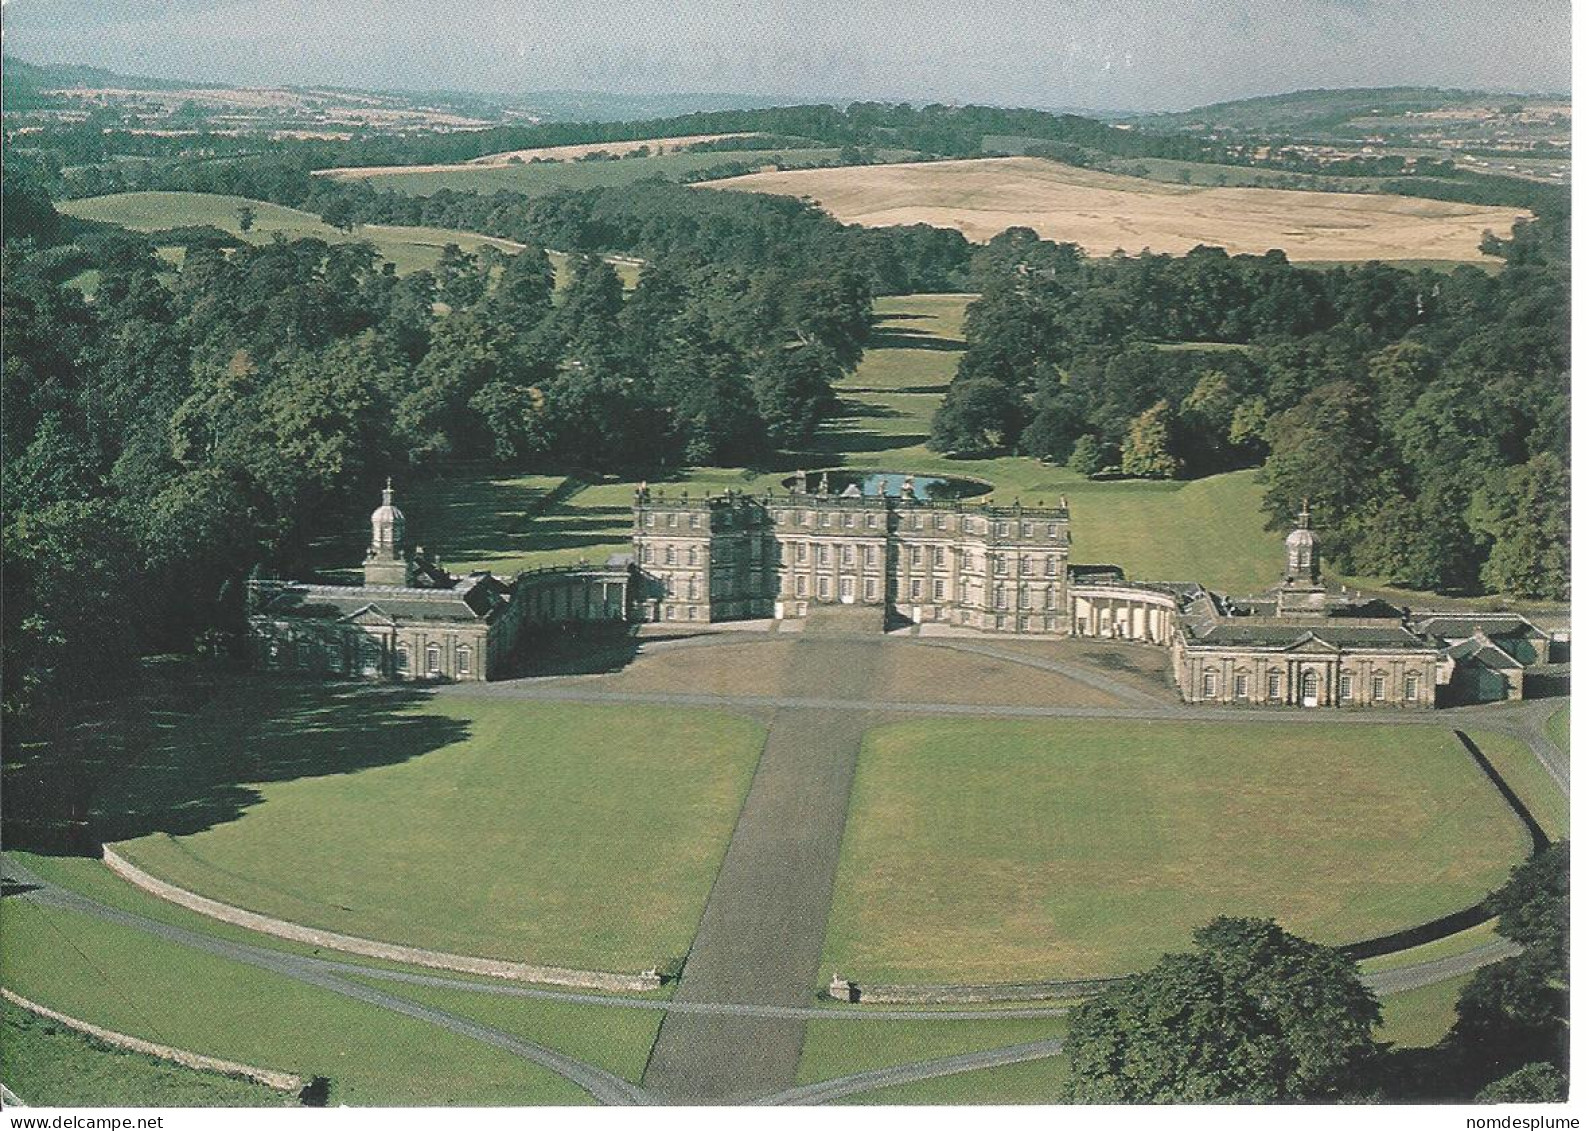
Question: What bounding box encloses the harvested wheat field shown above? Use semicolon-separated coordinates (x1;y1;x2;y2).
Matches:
705;156;1527;262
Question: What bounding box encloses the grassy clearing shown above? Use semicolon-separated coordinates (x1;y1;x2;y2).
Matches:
58;191;522;276
107;686;764;971
315;148;913;198
0;899;591;1106
705;156;1527;261
1376;974;1471;1049
822;719;1529;983
0;1002;294;1108
796;1015;1068;1085
840;293;971;391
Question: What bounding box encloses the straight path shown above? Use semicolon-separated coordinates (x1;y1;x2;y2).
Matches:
642;626;885;1104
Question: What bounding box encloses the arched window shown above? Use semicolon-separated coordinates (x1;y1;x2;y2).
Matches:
425;643;441;675
455;645;472;677
1201;671;1218;699
395;643;410;673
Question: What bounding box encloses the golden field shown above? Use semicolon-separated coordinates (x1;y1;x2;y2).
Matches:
704;156;1528;261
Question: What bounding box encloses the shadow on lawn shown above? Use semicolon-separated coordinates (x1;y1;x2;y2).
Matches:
866;329;966;352
7;676;470;855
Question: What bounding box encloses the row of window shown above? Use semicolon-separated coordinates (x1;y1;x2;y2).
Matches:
267;637;473;677
774;510;1064;539
1199;669;1420;702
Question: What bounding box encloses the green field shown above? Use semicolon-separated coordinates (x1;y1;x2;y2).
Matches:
796;1015;1068;1086
1;1002;294;1108
105;685;763;971
0;899;591;1106
821;719;1530;984
323;147;916;197
59;191;523;276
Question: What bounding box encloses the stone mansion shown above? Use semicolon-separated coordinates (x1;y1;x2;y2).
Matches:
248;475;1552;708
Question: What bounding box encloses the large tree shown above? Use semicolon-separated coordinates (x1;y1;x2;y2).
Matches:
1067;917;1382;1103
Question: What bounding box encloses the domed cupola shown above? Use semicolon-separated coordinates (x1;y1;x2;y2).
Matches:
1284;500;1321;585
364;478;415;587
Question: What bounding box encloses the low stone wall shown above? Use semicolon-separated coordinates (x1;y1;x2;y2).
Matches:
827;972;1118;1005
102;848;663;994
2;988;304;1094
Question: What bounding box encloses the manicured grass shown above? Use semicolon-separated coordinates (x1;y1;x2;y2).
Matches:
1546;704;1569;755
340;977;661;1084
319;148;912;198
1465;729;1568;839
1376;974;1472;1049
840;293;971;391
107;685;764;971
796;1016;1068;1085
821;719;1529;983
835;1053;1071;1104
0;899;591;1106
58;192;522;276
1;1003;293;1108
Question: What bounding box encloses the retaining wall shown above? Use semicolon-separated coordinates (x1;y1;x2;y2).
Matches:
102;848;663;993
2;988;303;1095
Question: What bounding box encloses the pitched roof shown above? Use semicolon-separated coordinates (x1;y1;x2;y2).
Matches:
1444;634;1526;669
1188;623;1439;652
258;575;509;625
1412;613;1547;641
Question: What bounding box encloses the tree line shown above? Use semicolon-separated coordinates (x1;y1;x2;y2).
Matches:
1;180;874;755
929;218;1568;599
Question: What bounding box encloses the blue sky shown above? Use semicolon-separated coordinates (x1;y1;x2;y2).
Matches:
1;0;1571;111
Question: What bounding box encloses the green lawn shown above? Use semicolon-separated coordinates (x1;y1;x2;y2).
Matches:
1546;704;1569;755
339;977;661;1084
1466;729;1568;839
58;191;522;276
1376;974;1471;1049
0;899;591;1106
325;147;915;197
839;293;972;391
834;1053;1071;1104
1;1002;294;1108
797;1015;1068;1085
821;719;1529;984
106;685;764;972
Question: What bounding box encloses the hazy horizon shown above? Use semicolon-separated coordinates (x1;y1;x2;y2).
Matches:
0;0;1572;114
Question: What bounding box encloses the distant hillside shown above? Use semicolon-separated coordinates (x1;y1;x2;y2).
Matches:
1134;86;1562;133
2;56;203;103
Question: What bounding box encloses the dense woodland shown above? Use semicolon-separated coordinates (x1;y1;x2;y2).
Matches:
930;214;1569;599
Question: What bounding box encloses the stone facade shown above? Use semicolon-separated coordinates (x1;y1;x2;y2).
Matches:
632;481;1071;632
1166;506;1443;708
249;478;1549;709
249;484;631;682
